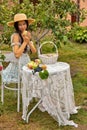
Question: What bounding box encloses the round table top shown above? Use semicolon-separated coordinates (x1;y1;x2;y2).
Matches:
22;62;70;75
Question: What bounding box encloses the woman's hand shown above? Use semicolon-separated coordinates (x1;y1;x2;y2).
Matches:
23;35;30;44
22;31;31;44
22;31;36;53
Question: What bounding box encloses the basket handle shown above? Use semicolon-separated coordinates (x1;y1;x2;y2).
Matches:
38;41;58;55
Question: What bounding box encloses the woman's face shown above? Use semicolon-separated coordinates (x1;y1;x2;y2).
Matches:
18;20;27;33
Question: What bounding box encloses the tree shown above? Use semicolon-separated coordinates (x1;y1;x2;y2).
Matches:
0;0;86;47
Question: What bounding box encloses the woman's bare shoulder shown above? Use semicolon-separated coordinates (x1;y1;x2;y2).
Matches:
12;33;20;42
12;33;19;38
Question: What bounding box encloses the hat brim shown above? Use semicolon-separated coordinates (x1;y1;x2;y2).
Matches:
7;18;35;26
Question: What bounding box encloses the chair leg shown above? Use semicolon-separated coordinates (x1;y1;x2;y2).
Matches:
1;81;20;112
17;77;21;112
17;86;20;112
1;72;21;112
1;82;4;104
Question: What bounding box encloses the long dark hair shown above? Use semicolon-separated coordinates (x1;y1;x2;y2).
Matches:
14;20;28;53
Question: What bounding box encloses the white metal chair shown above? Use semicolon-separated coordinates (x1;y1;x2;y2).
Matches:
0;52;21;112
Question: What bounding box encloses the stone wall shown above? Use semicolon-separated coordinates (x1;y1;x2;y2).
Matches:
72;0;87;26
80;0;87;26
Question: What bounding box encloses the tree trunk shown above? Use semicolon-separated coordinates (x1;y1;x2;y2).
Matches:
19;0;23;4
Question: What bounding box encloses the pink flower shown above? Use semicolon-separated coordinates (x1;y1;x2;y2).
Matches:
0;66;3;71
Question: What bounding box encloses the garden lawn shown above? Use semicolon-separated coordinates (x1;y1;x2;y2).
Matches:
0;42;87;130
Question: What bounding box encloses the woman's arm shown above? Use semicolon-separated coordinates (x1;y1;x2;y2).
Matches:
12;34;28;58
28;41;37;53
27;32;37;53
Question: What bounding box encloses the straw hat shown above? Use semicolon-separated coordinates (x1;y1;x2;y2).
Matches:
7;13;35;26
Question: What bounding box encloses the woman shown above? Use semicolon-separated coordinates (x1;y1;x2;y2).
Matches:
2;13;36;83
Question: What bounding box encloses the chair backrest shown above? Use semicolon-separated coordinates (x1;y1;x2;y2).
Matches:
1;52;20;84
4;52;19;63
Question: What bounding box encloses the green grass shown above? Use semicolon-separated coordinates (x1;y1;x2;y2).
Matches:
0;43;87;130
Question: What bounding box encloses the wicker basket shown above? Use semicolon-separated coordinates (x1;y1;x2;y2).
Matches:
38;41;58;64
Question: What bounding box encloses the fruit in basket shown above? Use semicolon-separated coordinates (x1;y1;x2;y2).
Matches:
27;61;38;69
22;30;28;36
27;63;33;69
41;64;47;70
27;61;34;69
35;59;41;64
33;62;38;69
39;70;49;80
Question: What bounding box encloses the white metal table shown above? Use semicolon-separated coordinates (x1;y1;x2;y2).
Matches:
21;62;78;127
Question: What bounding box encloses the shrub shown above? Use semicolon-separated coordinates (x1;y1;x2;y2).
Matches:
68;24;87;43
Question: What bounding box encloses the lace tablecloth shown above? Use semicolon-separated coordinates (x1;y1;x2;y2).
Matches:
21;62;78;127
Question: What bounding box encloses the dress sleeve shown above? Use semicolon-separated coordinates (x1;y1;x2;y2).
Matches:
11;33;21;47
11;42;21;47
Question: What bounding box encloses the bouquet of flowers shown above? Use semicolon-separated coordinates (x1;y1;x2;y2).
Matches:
27;59;49;80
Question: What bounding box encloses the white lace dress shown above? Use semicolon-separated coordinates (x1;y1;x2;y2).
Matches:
2;33;30;83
